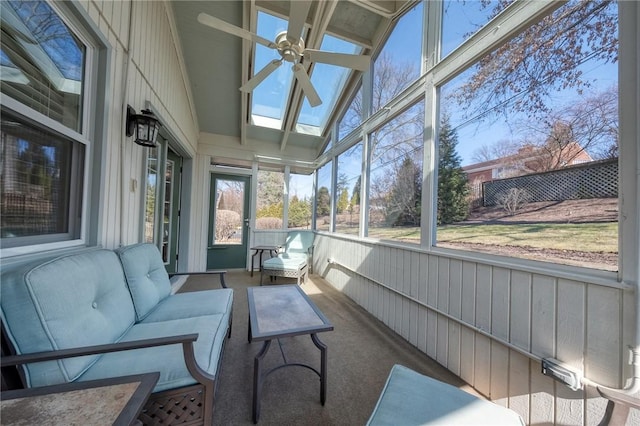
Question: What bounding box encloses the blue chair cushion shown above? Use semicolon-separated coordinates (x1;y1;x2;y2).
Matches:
263;256;307;271
284;231;314;255
367;365;524;425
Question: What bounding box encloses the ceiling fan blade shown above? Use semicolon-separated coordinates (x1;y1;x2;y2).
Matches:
304;49;371;71
197;12;275;49
293;64;322;107
287;1;312;42
239;59;282;92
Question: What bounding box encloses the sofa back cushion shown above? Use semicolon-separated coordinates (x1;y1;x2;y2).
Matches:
285;231;314;255
115;243;171;321
0;249;136;386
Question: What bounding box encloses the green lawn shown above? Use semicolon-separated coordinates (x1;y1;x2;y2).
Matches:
366;222;618;253
437;222;618;252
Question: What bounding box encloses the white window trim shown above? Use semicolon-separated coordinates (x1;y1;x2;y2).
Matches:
0;1;102;259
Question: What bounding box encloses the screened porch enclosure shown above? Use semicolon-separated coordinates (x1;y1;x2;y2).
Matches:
1;0;639;425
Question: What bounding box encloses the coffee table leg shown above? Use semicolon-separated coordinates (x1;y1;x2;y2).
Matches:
311;333;327;405
253;340;272;423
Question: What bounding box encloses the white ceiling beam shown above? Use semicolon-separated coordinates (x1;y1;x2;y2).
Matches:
346;0;400;18
240;1;256;145
280;0;340;151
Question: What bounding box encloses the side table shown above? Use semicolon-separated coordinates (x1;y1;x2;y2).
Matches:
1;372;159;426
250;245;280;277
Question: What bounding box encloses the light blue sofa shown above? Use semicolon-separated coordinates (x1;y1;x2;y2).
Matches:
0;243;233;426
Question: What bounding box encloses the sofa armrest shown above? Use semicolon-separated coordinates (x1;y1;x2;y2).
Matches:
1;334;198;367
169;270;228;288
1;333;215;389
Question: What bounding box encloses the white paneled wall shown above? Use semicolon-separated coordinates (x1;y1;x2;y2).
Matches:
313;233;635;425
79;1;198;249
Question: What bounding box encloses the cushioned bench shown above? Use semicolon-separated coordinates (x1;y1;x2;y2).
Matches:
1;243;233;426
367;365;524;425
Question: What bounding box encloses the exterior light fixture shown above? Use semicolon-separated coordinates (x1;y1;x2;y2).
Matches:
126;105;161;147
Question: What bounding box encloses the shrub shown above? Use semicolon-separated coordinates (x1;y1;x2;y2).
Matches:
256;217;283;229
497;188;532;216
215;210;241;241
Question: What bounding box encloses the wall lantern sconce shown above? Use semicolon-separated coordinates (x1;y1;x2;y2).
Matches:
126;105;161;147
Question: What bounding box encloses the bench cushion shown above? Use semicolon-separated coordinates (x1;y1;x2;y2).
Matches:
367;364;524;425
1;250;136;387
116;243;172;321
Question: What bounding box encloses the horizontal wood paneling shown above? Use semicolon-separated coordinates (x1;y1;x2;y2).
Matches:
314;233;633;425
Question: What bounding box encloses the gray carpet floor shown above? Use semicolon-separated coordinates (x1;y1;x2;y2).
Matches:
179;271;475;425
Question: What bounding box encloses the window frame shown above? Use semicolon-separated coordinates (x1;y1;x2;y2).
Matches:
428;0;622;280
364;99;425;244
313;0;632;284
0;1;101;257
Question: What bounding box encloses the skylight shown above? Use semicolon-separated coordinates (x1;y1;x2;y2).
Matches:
250;9;361;138
296;35;361;136
250;11;292;130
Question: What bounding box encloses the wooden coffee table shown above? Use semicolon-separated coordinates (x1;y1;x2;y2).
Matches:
247;285;334;423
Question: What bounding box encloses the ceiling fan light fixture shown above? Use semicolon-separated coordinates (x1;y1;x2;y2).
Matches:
197;7;371;108
275;32;304;63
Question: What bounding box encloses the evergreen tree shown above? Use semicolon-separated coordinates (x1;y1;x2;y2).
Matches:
350;176;361;207
288;196;311;228
385;157;421;226
257;171;284;210
316;186;331;216
337;189;349;214
438;115;469;225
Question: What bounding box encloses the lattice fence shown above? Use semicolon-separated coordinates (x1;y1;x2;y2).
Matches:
482;159;618;207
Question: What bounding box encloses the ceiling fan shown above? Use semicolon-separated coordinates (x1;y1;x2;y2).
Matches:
197;2;370;107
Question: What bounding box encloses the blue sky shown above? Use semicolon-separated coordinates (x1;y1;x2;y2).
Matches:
261;1;618;195
441;0;618;165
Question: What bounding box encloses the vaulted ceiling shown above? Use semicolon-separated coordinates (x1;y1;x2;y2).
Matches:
171;1;413;169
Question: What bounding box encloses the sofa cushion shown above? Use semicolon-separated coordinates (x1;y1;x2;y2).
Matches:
142;288;233;323
115;243;172;321
78;314;231;392
0;249;136;387
367;364;524;425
